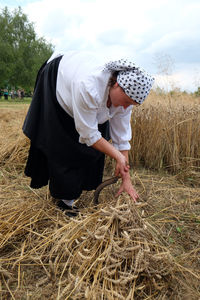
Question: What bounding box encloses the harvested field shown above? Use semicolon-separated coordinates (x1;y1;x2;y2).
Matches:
0;100;200;299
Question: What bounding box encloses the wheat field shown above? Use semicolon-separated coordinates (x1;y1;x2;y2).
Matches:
0;93;200;299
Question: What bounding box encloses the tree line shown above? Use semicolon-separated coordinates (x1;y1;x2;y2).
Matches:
0;6;54;93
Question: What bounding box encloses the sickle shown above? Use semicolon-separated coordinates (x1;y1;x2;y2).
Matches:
94;176;119;205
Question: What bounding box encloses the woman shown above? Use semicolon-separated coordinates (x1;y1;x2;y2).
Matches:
23;51;154;216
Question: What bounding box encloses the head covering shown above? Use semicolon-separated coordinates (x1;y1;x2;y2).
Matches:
104;58;155;104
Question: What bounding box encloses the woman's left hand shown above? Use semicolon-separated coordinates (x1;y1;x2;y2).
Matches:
115;173;139;202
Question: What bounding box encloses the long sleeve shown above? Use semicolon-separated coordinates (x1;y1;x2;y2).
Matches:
109;106;132;151
71;80;102;146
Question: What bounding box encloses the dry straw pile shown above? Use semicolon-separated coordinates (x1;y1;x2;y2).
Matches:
0;94;200;299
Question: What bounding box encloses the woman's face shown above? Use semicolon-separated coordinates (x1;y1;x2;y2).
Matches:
109;82;139;109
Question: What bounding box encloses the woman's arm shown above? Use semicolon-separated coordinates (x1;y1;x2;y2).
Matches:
92;138;129;177
115;150;139;202
92;139;139;202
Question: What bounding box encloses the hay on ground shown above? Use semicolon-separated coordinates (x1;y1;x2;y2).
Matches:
0;107;200;299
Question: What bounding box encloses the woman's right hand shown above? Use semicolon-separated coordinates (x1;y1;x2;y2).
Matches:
115;153;130;177
92;138;130;177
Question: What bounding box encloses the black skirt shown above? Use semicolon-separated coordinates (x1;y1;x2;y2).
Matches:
23;56;110;200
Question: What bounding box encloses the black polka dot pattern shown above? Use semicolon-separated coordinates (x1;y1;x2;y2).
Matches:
104;59;155;104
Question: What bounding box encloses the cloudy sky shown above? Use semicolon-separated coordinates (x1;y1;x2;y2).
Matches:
1;0;200;91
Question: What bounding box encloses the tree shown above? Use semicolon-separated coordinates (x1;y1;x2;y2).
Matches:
0;6;54;90
194;87;200;97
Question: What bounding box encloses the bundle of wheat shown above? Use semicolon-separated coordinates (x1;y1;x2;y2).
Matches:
49;196;176;299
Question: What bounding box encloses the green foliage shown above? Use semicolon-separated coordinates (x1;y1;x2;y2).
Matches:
194;87;200;97
0;6;54;90
176;227;182;233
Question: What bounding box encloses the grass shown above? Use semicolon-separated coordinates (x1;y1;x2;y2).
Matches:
0;97;31;109
0;94;200;299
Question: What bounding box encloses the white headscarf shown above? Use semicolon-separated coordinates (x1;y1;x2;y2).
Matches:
104;59;155;104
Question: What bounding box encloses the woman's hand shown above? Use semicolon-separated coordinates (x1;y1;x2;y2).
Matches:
92;139;137;200
115;173;139;202
115;152;130;177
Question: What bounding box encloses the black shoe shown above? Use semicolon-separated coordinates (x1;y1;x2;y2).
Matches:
56;200;79;217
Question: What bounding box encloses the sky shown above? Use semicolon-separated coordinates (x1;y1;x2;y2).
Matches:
1;0;200;92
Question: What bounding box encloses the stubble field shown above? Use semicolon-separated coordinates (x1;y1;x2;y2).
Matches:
0;93;200;299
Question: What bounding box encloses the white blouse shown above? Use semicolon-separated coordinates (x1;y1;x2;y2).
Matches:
48;51;133;151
